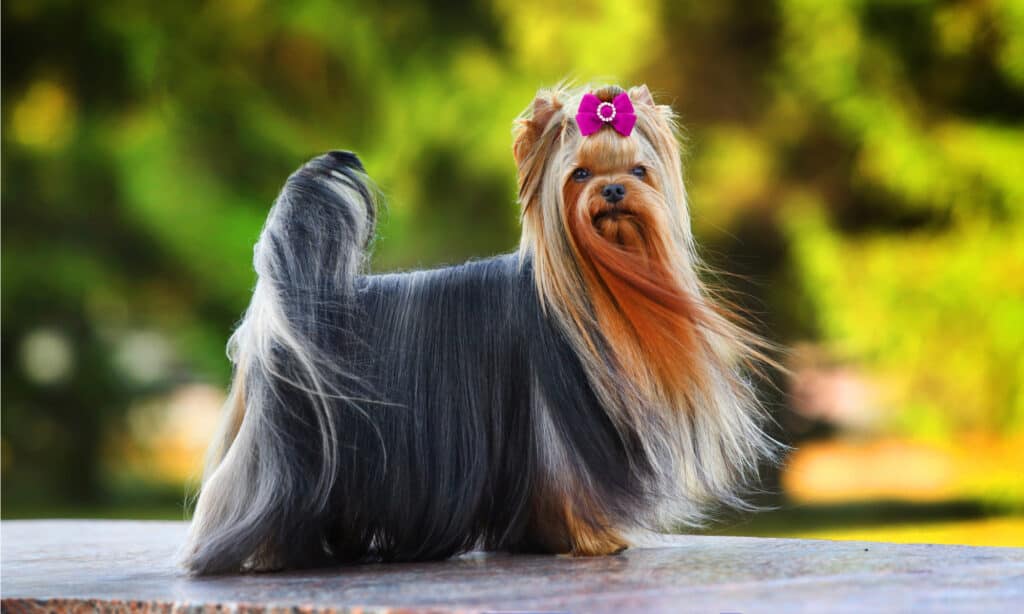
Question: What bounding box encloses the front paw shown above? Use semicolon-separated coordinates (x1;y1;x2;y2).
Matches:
569;532;629;556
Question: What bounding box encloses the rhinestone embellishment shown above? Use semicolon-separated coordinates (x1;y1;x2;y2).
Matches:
597;101;617;122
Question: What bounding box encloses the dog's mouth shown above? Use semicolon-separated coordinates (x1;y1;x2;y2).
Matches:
591;206;646;249
592;208;635;224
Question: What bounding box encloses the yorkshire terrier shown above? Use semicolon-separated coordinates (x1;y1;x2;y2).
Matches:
182;84;777;574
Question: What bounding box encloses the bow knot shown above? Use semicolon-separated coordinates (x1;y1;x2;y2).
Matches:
575;92;636;137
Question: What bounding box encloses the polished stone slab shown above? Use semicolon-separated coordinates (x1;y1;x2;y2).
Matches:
2;520;1022;613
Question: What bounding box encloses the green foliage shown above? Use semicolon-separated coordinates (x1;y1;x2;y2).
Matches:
776;0;1024;434
2;0;1022;511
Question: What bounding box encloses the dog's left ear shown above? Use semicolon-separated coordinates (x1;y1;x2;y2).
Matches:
629;84;656;107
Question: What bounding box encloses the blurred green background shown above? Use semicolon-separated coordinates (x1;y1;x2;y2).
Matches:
3;0;1022;545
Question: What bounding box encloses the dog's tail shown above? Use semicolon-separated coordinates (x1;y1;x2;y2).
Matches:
180;151;376;575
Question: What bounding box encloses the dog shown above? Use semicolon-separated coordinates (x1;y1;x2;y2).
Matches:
181;84;778;574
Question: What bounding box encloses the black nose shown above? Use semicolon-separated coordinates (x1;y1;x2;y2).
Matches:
326;150;364;172
602;183;626;204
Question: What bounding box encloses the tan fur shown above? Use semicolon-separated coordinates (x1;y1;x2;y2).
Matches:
202;356;247;481
562;499;629;556
522;482;628;556
514;83;779;531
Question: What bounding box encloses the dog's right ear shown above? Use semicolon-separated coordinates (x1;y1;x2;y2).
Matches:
513;95;562;167
513;94;563;207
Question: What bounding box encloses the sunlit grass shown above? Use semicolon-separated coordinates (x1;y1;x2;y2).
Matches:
708;432;1024;548
709;500;1024;547
781;516;1024;547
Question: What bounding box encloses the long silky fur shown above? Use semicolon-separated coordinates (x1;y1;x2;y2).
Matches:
182;86;779;575
517;84;780;528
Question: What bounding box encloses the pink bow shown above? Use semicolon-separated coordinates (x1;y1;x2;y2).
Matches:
575;92;637;137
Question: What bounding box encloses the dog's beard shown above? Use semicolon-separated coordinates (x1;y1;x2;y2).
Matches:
565;180;704;403
585;189;647;251
589;201;647;252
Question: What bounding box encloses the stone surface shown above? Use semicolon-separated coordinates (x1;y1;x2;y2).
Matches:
2;520;1022;613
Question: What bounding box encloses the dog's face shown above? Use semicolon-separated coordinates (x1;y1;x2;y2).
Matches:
565;125;665;255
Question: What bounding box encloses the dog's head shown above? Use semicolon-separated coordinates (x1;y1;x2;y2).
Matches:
513;85;777;520
515;84;689;254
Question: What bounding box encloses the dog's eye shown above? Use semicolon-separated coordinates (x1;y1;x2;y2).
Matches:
631;166;647;179
572;168;592;182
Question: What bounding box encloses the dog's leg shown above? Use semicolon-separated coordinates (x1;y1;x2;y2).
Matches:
562;500;629;556
513;487;628;556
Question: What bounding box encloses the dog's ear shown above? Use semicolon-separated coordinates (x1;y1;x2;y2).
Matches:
629;84;655;107
513;95;562;168
513;94;564;208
